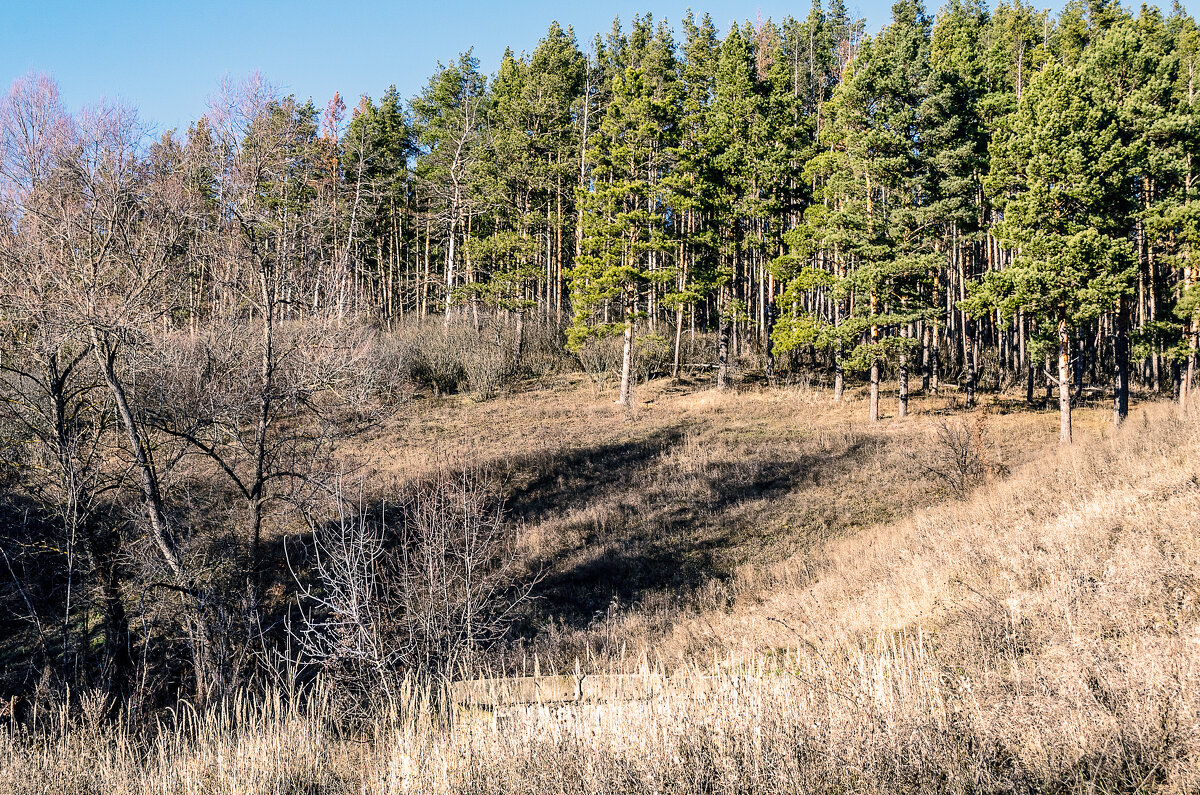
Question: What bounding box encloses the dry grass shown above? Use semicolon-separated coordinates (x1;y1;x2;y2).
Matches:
346;375;1095;660
3;385;1196;793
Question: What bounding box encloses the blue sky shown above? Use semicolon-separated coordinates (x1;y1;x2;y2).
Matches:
2;0;1194;135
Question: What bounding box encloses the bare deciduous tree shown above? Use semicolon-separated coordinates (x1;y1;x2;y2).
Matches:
291;469;532;709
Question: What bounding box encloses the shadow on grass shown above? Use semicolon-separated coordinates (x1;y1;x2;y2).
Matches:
490;426;872;632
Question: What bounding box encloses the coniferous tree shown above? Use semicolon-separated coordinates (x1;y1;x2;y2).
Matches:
411;52;488;323
974;61;1134;443
569;17;680;406
708;23;762;389
344;87;413;325
810;0;936;421
664;11;722;378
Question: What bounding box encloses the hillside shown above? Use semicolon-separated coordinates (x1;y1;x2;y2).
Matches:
3;0;1200;790
3;384;1195;793
341;374;1090;662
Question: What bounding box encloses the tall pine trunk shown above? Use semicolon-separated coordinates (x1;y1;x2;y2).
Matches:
869;357;880;422
672;304;684;380
869;295;879;421
930;327;940;395
964;319;976;409
764;300;777;386
617;287;634;407
833;343;844;403
717;310;730;392
1184;335;1196;407
921;324;930;392
1113;297;1129;425
513;308;525;371
1058;316;1072;445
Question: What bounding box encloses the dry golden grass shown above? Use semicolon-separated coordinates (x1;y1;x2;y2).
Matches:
3;384;1195;793
344;375;1078;656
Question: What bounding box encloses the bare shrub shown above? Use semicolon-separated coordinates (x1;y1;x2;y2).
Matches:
292;470;531;709
368;333;420;406
373;317;572;398
384;320;517;400
518;320;573;379
912;418;987;498
403;325;468;395
634;333;671;383
457;328;508;400
574;334;625;390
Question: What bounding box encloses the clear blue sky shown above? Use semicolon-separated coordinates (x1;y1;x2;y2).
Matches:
2;0;1193;135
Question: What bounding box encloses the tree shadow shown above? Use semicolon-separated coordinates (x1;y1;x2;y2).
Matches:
491;427;872;632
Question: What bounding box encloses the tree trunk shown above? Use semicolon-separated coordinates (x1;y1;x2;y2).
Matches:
91;336;184;579
1113;297;1130;426
513;308;525;371
80;530;133;710
249;267;274;610
1026;359;1036;406
717;307;730;392
765;301;777;387
671;303;684;380
1045;352;1054;407
1184;339;1195;408
930;326;940;395
964;319;976;409
1073;331;1084;403
90;332;215;702
444;215;457;329
921;323;930;392
1058;317;1072;445
897;350;908;419
869;358;880;422
833;341;844;403
617;288;634;407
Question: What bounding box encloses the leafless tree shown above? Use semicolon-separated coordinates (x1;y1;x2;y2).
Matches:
138;79;382;627
0;75;138;704
0;77;233;703
290;469;533;709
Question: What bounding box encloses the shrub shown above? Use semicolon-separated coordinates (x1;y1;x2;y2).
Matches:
518;319;573;379
574;335;625;389
634;333;671;383
911;417;988;498
380;317;571;400
292;469;531;710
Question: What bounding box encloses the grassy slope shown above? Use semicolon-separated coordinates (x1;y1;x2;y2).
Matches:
3;380;1196;793
349;376;1078;644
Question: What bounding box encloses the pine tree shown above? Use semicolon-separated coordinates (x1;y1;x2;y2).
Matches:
924;0;990;406
569;18;680;406
808;0;936;421
708;23;763;390
411;52;488;323
663;11;722;378
344;86;413;325
1164;4;1200;402
973;61;1134;443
